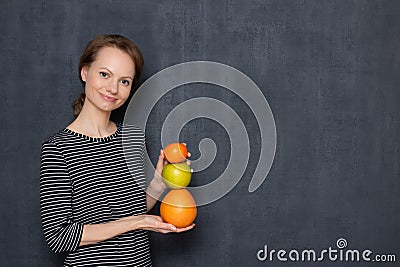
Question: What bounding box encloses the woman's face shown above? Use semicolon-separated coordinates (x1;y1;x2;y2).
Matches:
81;46;135;113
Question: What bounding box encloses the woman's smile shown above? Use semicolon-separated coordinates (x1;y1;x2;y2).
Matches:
99;92;117;102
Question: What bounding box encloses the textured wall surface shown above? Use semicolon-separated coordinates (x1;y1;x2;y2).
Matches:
0;0;399;266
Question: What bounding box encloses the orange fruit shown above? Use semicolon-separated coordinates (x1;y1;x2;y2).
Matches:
160;189;197;228
164;143;188;163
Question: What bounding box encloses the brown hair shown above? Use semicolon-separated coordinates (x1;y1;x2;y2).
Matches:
72;34;144;116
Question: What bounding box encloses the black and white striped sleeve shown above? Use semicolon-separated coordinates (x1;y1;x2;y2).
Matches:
39;141;83;253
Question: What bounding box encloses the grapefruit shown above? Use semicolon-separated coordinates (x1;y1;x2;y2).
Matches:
164;143;188;163
160;189;197;228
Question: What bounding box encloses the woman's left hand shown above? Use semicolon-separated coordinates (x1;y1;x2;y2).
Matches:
150;149;168;194
149;145;191;197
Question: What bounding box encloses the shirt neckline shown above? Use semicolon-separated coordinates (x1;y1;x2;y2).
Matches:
62;121;122;143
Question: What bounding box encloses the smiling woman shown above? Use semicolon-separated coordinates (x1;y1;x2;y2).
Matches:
80;47;134;113
72;34;143;119
39;34;194;267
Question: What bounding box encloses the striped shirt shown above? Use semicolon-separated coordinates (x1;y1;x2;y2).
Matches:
39;121;152;266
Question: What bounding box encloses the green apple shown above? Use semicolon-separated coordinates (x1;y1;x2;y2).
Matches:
162;162;192;189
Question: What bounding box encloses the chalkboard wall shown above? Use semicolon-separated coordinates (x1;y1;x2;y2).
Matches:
1;1;399;266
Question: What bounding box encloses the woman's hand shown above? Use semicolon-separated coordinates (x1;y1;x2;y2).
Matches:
150;149;169;195
153;146;192;191
145;149;168;206
79;214;195;246
146;144;192;210
129;214;195;234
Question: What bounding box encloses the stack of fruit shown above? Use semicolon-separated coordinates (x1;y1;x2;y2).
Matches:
160;143;197;228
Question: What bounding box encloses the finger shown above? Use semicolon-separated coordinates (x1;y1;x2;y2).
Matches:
178;223;195;230
154;218;177;230
166;224;177;231
155;220;177;231
176;224;195;233
160;229;178;234
186;160;191;165
160;150;169;166
182;143;187;146
187;152;191;157
155;151;164;170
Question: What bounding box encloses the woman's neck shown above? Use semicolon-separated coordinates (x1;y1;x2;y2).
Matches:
68;101;116;138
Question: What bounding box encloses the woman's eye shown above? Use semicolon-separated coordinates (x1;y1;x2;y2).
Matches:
100;72;108;78
121;80;130;86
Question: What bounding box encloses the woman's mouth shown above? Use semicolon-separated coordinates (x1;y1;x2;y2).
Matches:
100;93;117;102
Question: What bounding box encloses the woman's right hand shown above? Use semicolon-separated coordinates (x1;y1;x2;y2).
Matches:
78;214;195;247
127;214;195;234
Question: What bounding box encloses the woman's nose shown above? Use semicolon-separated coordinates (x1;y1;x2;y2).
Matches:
106;79;119;94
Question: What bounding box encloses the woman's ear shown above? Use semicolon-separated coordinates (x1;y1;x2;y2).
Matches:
81;66;88;82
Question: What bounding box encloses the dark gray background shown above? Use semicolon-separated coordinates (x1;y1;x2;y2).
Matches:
1;0;399;266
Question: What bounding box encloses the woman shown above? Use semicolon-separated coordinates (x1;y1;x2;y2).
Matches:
40;34;194;267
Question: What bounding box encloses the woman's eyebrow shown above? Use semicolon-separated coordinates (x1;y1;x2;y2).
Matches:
100;67;133;80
